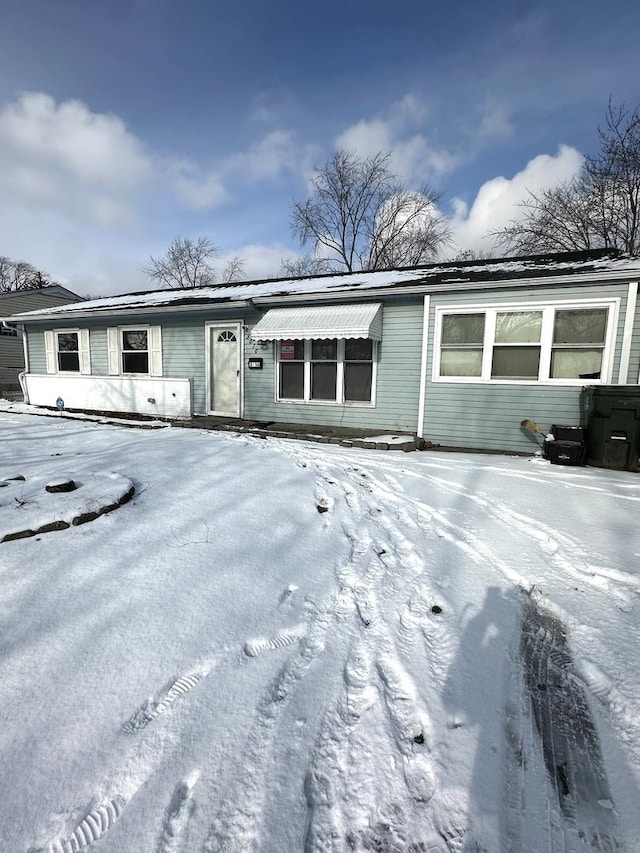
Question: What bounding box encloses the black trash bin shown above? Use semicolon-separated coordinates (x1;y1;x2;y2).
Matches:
585;385;640;471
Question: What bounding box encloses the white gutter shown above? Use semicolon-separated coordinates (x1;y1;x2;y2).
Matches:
618;281;638;384
416;295;430;439
5;299;255;323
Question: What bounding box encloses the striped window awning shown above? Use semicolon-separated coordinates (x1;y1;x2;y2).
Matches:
250;303;383;341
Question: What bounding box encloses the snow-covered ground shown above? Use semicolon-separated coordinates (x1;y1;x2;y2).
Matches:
1;404;639;853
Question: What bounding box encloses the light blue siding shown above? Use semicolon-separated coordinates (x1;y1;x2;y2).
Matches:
422;280;633;453
20;274;640;455
243;300;423;431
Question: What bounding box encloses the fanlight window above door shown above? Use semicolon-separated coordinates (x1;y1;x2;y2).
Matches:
217;330;237;343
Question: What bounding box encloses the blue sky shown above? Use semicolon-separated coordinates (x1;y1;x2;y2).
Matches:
0;0;638;296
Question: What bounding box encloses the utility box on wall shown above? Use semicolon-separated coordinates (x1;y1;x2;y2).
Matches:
585;386;640;472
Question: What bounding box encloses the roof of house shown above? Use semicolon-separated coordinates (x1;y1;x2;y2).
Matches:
4;250;640;323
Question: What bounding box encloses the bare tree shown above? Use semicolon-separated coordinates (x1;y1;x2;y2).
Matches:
279;256;331;278
0;256;53;292
143;237;244;289
451;248;495;262
494;100;640;255
291;150;451;272
221;255;245;283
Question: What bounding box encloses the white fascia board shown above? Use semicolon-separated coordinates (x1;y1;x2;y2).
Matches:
9;299;254;323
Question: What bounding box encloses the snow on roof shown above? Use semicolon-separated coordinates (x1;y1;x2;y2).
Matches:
6;250;640;321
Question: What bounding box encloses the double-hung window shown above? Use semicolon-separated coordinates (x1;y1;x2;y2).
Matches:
121;329;149;374
44;329;91;374
56;331;80;372
435;301;616;383
106;326;163;376
277;338;376;404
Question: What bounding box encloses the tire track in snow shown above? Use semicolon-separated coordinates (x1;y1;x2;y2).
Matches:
389;466;640;610
518;591;620;852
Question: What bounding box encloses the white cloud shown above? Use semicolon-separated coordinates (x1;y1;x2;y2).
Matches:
166;157;228;210
477;98;513;141
0;92;152;226
336;95;457;185
220;243;300;281
225;129;318;183
447;145;584;255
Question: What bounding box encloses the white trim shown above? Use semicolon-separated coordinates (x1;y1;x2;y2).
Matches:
149;325;163;377
417;295;430;438
205;321;243;417
618;281;638;384
105;324;163;378
44;330;55;374
22;330;29;374
432;297;620;385
79;328;91;375
107;327;119;375
46;328;86;375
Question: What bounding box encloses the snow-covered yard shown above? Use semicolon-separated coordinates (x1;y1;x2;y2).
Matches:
1;403;639;853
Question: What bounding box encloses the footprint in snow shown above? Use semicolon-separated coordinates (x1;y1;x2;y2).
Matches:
243;624;306;658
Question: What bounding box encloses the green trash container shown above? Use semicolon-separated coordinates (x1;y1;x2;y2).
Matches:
585;385;640;471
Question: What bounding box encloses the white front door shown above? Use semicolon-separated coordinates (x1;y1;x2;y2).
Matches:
209;323;241;415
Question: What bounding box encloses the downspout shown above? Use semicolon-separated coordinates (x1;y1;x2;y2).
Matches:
618;281;638;384
19;323;29;403
416;295;430;439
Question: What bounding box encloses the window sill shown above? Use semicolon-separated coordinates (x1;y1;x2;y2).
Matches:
276;398;375;407
432;377;606;386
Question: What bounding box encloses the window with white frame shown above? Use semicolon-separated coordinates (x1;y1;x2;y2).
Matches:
44;329;91;374
435;301;616;383
277;338;375;403
56;331;80;372
107;325;162;377
121;328;149;374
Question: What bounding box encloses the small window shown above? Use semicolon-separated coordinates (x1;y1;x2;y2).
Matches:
279;339;305;399
440;313;485;377
122;329;149;374
550;309;607;379
1;324;18;338
217;330;237;343
344;339;373;402
57;332;80;372
491;311;542;379
311;339;337;400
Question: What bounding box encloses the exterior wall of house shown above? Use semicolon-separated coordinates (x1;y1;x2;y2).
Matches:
243;299;423;431
22;300;424;430
19;275;640;451
421;280;634;453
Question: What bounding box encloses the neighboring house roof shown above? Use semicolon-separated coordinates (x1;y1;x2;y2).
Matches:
4;250;640;323
0;285;83;320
